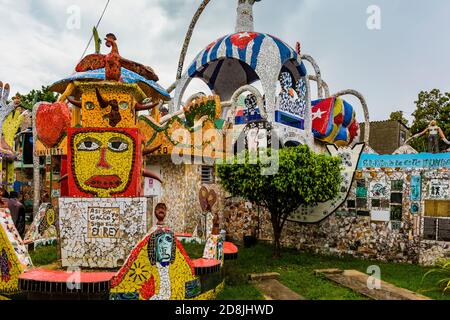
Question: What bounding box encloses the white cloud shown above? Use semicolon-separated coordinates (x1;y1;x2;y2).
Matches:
0;0;449;123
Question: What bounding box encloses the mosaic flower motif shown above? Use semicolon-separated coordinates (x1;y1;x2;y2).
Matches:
128;261;151;283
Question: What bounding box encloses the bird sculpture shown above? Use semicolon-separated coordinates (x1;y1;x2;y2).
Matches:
76;33;159;82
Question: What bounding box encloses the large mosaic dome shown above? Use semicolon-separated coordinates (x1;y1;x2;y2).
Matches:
173;31;307;118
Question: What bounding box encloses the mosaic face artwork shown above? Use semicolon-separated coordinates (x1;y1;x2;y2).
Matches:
233;94;263;126
149;230;176;266
79;85;140;128
67;127;142;197
110;227;210;300
23;203;57;246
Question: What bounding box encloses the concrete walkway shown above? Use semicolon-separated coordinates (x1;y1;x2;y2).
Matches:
249;273;305;300
315;269;431;300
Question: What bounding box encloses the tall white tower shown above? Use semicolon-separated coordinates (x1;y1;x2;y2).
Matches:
235;0;261;33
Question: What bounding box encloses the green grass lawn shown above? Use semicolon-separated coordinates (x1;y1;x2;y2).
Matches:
29;245;58;267
29;242;450;300
184;241;450;300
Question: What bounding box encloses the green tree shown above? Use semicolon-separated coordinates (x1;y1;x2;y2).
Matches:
217;145;342;257
410;89;450;152
389;111;409;127
16;86;58;110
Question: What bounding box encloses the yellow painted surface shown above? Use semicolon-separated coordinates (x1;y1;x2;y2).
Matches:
72;131;136;197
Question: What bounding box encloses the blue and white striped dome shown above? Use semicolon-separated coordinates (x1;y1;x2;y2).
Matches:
187;32;307;87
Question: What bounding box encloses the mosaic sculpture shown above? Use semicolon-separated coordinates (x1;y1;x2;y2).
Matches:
0;208;32;294
137;95;226;158
405;120;450;154
109;205;224;300
0;81;29;191
39;33;170;268
194;186;217;239
311;97;359;146
23;203;57;248
289;143;365;223
171;0;369;224
202;214;224;263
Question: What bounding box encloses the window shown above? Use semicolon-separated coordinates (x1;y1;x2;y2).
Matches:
357;211;370;217
390;205;403;221
391;180;403;192
424;200;450;242
380;199;390;209
423;218;437;240
371;199;381;208
356;198;367;209
201;166;215;184
389;180;403;221
390;193;403;204
347;200;356;209
424;200;450;217
438;220;450;242
356;180;367;198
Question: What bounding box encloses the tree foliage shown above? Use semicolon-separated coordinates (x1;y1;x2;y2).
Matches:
410;89;450;152
16;86;58;110
389;111;409;127
217;145;342;257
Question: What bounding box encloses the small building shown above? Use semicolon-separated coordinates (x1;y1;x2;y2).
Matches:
360;120;411;154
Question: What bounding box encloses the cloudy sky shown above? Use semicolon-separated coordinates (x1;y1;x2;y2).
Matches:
0;0;449;123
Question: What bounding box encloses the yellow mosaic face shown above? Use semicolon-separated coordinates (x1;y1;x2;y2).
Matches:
72;131;135;197
81;87;136;128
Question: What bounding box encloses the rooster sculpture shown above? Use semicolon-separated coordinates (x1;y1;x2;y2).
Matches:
76;33;159;82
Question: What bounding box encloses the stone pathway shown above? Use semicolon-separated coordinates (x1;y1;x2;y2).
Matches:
315;269;431;300
248;272;305;300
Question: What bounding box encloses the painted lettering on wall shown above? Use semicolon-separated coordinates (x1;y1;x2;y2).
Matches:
87;207;120;238
359;153;450;170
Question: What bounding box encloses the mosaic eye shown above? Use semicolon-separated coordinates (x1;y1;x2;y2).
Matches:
85;101;95;110
119;101;129;110
77;138;101;151
108;138;128;152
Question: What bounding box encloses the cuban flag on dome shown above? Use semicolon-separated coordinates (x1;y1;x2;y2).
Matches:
187;32;307;88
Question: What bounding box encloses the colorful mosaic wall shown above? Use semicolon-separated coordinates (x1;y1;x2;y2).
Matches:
138;95;227;158
23;203;57;247
59;197;148;268
222;161;450;266
0;209;32;294
145;157;226;235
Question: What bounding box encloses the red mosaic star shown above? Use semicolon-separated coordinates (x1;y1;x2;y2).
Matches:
230;32;259;50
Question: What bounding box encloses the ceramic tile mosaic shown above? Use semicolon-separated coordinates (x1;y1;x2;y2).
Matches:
59;197;147;268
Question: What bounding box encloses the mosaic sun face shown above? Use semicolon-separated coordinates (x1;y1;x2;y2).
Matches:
71;130;136;197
